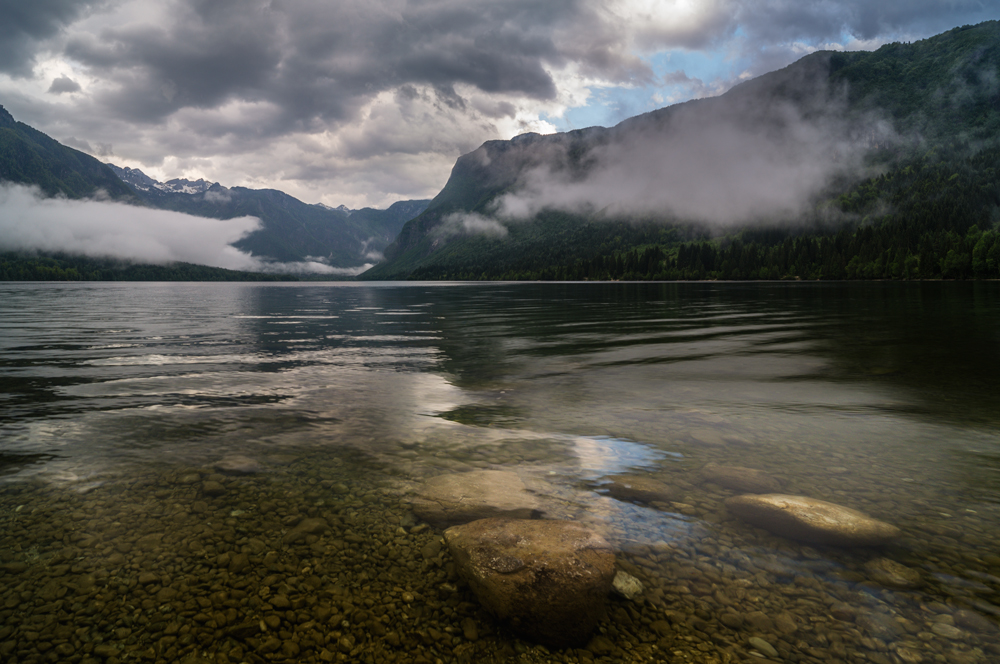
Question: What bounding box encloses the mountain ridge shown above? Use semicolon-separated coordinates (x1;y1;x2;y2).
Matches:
104;163;430;268
0;105;430;273
363;21;1000;281
0;104;138;200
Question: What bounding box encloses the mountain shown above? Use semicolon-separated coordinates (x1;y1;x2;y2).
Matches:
363;21;1000;281
107;164;429;268
0;105;137;200
0;105;428;274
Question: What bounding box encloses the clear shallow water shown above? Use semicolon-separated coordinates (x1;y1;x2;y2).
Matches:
1;281;1000;663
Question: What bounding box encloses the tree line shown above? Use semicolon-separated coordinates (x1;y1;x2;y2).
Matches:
0;253;294;281
414;141;1000;281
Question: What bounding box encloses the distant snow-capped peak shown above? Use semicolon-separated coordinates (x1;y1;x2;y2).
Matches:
313;202;353;215
159;178;215;195
106;163;219;195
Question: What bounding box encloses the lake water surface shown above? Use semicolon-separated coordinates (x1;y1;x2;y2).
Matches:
1;281;999;664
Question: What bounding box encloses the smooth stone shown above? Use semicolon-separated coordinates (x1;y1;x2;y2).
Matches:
444;517;615;647
856;613;902;640
699;463;780;493
774;612;798;635
864;557;922;588
720;612;743;629
229;553;251;574
895;646;923;663
930;622;963;639
213;455;264;475
138;572;159;585
687;428;729;446
586;635;616;656
604;475;679;504
831;603;856;621
135;533;163;551
93;644;120;659
744;610;774;632
412;470;544;527
461;617;479;641
282;517;329;545
953;609;998;633
611;570;644;600
202;481;226;497
156;587;178;602
650;620;671;636
725;494;900;546
749;637;779;659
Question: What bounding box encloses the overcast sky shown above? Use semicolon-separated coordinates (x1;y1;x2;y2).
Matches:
1;1;994;209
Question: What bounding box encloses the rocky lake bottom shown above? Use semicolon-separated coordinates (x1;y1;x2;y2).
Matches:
2;281;999;663
2;424;999;664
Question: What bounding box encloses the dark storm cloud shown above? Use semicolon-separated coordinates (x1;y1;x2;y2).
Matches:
0;0;102;76
49;0;992;133
48;75;81;94
63;0;590;130
4;0;994;209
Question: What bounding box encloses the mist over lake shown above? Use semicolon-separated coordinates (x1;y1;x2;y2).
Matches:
2;281;999;662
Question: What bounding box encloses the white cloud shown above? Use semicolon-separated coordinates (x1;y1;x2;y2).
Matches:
0;183;262;269
436;212;509;238
493;87;888;226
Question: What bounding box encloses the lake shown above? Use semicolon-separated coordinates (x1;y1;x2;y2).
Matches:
1;281;999;664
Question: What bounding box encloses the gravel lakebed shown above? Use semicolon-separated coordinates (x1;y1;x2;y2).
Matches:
1;441;999;664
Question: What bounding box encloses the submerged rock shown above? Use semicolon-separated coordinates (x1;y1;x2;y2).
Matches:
444;518;615;647
282;517;329;545
864;557;922;589
725;494;900;547
213;455;264;475
612;570;644;600
411;470;544;527
604;475;679;504
699;462;780;493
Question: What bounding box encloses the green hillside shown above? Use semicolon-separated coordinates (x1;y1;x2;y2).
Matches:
364;21;1000;281
0;105;136;200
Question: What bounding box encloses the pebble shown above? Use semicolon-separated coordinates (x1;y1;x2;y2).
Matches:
586;635;616;656
744;610;775;632
202;480;226;496
749;636;779;658
930;622;963;639
865;557;922;588
612;570;644;600
461;617;479;641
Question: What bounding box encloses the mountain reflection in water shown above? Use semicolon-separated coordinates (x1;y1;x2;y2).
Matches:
1;281;998;663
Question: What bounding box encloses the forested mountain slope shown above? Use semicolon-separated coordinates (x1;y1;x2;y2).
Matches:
108;164;429;266
364;21;1000;281
0;105;136;200
0;105;428;273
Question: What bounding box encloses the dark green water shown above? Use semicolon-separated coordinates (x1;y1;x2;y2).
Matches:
1;281;999;664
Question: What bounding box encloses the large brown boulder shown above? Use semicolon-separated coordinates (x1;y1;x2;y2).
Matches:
410;470;545;527
699;463;780;493
444;518;615;647
725;494;900;547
